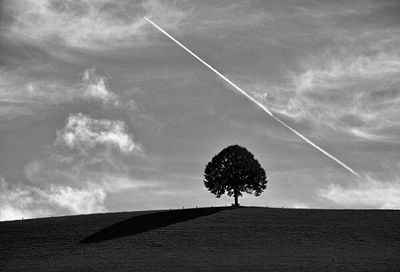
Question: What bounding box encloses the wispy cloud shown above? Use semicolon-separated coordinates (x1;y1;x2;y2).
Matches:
250;50;400;142
55;113;140;154
3;0;191;50
0;67;136;125
293;53;400;92
320;174;400;209
349;128;391;142
0;69;77;124
210;1;398;145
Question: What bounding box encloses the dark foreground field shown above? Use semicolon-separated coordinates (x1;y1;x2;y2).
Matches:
1;207;399;271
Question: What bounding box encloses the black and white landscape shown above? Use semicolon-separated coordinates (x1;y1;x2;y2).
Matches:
0;0;399;270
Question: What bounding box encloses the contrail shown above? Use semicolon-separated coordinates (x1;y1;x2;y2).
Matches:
144;17;359;177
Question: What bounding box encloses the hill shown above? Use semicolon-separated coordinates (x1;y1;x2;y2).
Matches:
0;207;399;271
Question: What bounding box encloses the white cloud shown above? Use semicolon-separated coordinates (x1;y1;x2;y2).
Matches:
44;184;107;214
349;128;391;142
0;177;50;221
0;67;139;125
249;51;400;142
85;78;112;102
290;203;310;209
0;179;106;221
4;0;190;50
82;68;118;104
293;53;400;93
8;119;150;221
0;69;87;124
0;173;154;221
56;113;140;154
320;175;400;209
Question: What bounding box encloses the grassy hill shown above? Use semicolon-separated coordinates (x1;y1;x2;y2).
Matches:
1;207;399;271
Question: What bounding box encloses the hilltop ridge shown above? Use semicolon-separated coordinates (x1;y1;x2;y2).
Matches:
1;207;399;271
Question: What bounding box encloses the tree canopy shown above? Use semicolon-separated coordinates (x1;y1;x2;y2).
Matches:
204;145;268;206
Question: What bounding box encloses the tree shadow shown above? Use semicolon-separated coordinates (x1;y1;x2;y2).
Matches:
80;206;231;244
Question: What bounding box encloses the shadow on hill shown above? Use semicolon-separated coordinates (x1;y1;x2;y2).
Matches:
80;206;232;244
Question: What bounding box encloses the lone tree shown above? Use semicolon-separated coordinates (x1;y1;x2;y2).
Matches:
204;145;268;206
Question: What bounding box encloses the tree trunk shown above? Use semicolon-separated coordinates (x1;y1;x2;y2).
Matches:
234;189;239;206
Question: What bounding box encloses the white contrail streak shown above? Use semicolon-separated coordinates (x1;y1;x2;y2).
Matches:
144;17;359;177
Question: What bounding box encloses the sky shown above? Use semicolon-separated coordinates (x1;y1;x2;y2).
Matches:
1;0;400;221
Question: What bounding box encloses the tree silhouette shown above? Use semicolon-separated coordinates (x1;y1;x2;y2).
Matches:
204;145;268;206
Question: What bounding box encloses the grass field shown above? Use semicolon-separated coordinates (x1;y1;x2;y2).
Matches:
1;207;399;271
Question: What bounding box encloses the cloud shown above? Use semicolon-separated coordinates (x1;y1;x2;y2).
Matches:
3;111;148;221
3;0;191;50
0;175;151;221
0;67;135;125
293;53;400;92
0;70;39;117
56;113;140;154
0;67;138;126
320;175;400;209
0;69;80;124
0;177;50;221
349;128;391;142
290;203;310;209
294;53;400;138
43;184;107;214
250;50;400;142
82;68;118;105
225;1;400;144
